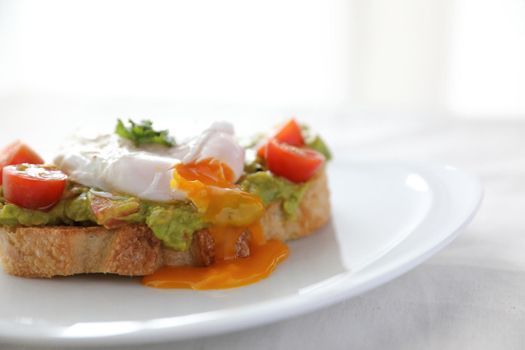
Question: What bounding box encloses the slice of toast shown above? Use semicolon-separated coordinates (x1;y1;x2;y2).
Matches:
0;170;330;278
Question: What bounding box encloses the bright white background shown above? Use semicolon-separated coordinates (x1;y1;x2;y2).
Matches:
1;0;525;117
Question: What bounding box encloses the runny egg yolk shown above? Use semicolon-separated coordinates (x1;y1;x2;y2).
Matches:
174;157;236;188
142;239;289;289
142;223;289;290
142;158;289;290
171;158;264;227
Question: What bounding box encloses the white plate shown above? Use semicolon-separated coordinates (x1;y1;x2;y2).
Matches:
0;160;482;347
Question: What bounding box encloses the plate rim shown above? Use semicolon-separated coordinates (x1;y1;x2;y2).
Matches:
0;160;483;347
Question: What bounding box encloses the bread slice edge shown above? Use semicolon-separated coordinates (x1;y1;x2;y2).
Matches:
0;169;331;277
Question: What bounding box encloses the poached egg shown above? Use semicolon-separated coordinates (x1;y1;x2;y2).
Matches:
54;122;245;202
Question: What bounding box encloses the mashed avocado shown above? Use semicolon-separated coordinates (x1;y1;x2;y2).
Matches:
0;203;64;226
240;171;308;218
146;203;206;251
0;194;97;227
0;190;205;252
64;192;97;223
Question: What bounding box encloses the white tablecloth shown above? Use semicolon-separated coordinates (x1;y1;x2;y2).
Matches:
2;111;524;350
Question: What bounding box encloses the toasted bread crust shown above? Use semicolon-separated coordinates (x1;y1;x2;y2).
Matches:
0;225;163;277
0;169;330;277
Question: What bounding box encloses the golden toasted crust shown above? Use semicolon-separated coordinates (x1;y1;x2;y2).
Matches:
0;225;163;277
0;169;330;277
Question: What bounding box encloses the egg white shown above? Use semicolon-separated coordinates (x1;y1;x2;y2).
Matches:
54;122;245;202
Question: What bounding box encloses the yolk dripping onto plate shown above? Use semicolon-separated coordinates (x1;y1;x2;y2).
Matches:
142;238;289;290
142;158;289;290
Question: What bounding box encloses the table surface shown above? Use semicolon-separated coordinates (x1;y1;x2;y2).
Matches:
1;102;524;350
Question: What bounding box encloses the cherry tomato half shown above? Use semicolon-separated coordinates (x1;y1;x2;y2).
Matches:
3;164;67;210
265;139;325;183
257;119;305;158
0;141;44;185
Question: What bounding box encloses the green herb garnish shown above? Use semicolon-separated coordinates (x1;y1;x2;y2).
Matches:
301;124;332;160
115;119;175;147
306;135;332;160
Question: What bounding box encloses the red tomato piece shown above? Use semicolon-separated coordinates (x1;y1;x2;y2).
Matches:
0;141;44;185
265;139;325;183
257;119;305;158
2;164;67;210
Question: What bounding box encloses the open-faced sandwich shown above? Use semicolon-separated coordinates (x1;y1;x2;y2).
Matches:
0;118;331;289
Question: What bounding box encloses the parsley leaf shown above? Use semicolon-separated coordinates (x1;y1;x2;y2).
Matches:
115;119;175;147
301;124;332;160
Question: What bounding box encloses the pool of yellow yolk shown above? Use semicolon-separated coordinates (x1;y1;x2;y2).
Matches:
141;158;289;290
142;234;289;290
